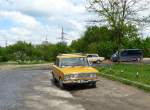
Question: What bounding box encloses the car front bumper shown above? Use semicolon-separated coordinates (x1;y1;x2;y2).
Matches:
63;79;99;85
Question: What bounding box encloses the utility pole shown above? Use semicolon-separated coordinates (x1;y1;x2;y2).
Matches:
5;40;8;47
45;34;48;42
61;27;65;42
58;27;67;44
42;33;49;45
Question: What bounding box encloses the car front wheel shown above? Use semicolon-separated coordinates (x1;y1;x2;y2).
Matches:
52;72;57;83
96;60;100;64
90;82;96;88
59;78;65;89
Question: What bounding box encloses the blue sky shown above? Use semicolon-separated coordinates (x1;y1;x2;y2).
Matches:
0;0;150;46
0;0;92;46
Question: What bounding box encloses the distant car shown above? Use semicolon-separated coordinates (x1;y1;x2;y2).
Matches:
111;49;143;62
86;54;105;64
50;54;99;89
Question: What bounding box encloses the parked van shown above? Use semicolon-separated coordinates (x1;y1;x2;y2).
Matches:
111;49;143;62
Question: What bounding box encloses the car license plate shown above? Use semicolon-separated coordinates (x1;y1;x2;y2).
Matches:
80;80;88;83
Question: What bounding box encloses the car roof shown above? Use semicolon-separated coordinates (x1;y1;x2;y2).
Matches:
57;54;86;59
86;54;98;55
120;49;142;51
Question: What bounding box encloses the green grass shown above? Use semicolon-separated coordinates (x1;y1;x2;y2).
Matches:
97;64;150;89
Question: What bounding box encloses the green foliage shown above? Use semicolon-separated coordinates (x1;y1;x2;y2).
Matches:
0;25;150;62
88;0;150;50
0;41;71;63
0;47;8;62
6;41;35;61
71;26;115;58
143;38;150;57
71;26;150;59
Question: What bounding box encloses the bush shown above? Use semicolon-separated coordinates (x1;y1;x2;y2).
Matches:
0;41;71;62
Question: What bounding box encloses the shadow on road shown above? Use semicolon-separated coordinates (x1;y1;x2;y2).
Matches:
50;79;96;91
65;84;96;91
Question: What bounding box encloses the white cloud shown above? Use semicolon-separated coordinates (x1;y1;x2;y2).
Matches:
1;0;86;16
0;11;41;29
0;0;89;46
0;10;45;45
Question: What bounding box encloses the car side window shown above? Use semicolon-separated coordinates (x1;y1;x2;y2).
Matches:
55;59;59;66
87;55;92;57
121;51;128;56
92;54;98;57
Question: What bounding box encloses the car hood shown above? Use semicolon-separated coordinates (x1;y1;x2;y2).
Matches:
60;66;99;75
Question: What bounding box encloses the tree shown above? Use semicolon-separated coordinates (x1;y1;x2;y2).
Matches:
6;41;35;61
87;0;150;49
0;47;8;62
70;25;150;59
70;26;115;58
142;37;150;57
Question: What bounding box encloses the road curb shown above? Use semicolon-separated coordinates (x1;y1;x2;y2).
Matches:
0;64;50;70
100;73;150;92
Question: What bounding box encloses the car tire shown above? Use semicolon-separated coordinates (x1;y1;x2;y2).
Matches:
137;58;142;63
52;72;57;83
97;60;101;64
112;59;118;62
90;82;96;88
113;59;120;62
59;78;65;89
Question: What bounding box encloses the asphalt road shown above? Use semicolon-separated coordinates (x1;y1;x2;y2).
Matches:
0;65;150;110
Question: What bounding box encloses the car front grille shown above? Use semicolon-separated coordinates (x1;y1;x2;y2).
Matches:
77;73;96;78
64;73;97;80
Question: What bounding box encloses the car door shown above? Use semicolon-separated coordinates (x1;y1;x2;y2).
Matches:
52;58;64;80
91;54;98;61
127;51;136;61
120;51;129;61
87;55;92;62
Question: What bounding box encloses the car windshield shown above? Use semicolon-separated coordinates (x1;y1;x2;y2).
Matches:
88;54;98;57
60;57;89;67
92;54;98;57
115;51;118;55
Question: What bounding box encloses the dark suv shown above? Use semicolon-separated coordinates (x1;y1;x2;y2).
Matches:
111;49;143;62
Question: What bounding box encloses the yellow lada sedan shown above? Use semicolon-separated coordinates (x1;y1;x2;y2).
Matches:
50;54;99;89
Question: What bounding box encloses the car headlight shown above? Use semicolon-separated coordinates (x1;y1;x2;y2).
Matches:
64;74;78;80
90;73;97;78
72;74;79;78
113;54;117;57
64;75;71;80
64;73;97;80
